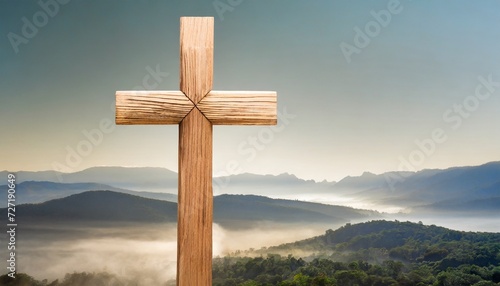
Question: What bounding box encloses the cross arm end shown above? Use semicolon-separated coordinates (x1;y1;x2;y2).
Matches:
115;90;194;125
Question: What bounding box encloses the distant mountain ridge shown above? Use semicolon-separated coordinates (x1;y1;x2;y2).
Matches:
0;181;178;206
2;161;499;214
0;167;178;192
412;196;500;215
328;161;500;213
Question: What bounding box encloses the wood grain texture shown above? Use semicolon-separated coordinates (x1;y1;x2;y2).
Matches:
114;16;278;286
116;91;194;124
177;108;213;286
197;91;277;125
180;17;214;104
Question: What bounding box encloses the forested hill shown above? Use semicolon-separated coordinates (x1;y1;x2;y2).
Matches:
262;220;500;266
212;220;500;285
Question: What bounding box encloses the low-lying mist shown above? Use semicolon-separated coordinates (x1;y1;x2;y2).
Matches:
1;222;329;285
387;214;500;233
2;214;497;285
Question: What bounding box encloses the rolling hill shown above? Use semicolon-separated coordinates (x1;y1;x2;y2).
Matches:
253;220;500;267
214;194;381;228
5;190;178;224
1;191;379;229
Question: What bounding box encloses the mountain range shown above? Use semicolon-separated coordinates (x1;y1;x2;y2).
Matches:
335;161;500;212
0;167;178;192
0;181;177;205
1;160;499;214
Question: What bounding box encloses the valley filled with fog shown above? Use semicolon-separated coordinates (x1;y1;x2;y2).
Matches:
1;222;333;283
2;215;499;284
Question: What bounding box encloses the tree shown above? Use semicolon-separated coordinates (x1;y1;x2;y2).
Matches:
0;273;46;286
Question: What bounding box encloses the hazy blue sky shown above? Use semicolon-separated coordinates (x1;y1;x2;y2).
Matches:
1;0;500;181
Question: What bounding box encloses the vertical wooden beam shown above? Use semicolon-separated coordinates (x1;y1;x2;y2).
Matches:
180;17;214;104
178;108;213;285
178;16;214;286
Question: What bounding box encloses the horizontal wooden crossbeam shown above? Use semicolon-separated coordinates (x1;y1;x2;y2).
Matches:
116;90;277;125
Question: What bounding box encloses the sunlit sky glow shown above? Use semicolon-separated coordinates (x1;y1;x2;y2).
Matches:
1;0;500;181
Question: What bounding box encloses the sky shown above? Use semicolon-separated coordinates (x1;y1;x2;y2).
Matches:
1;0;500;182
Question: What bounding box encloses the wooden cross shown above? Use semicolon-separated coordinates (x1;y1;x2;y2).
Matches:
115;17;277;285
